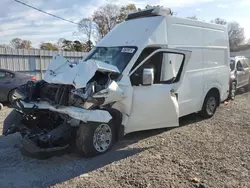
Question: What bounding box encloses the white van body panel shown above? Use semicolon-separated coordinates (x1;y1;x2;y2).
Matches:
95;14;230;134
165;16;230;116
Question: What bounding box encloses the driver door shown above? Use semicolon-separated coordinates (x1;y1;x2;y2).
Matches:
126;48;191;133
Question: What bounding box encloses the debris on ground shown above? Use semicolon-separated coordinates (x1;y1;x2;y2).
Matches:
0;92;250;188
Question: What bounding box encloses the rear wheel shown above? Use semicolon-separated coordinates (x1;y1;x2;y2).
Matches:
199;90;219;118
76;121;115;157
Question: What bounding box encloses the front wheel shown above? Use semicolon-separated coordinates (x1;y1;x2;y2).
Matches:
229;81;237;100
76;122;115;157
199;91;219;118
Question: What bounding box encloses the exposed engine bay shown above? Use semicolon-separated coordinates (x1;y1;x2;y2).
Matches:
4;55;125;159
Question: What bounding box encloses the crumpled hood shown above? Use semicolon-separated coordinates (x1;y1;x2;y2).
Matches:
44;55;120;89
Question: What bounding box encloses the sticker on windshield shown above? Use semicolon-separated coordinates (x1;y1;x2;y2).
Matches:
121;48;135;53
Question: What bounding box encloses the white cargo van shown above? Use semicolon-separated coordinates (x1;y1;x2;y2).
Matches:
4;8;230;158
95;7;230;133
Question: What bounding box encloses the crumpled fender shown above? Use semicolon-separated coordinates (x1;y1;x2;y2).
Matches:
20;101;112;123
92;81;126;105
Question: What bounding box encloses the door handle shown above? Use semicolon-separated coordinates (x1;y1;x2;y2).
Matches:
4;81;11;84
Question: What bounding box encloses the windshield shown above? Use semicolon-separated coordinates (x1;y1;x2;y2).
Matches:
85;46;137;72
230;59;235;71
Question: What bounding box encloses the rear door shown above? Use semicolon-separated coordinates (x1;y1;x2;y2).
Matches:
236;60;245;87
126;48;191;133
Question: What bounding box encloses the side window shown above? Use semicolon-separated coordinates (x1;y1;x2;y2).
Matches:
0;71;6;79
242;59;249;69
236;61;243;71
130;51;184;86
161;53;184;82
5;72;14;78
246;59;250;66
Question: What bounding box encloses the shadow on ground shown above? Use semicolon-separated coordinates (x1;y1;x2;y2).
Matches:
0;133;153;188
0;112;206;188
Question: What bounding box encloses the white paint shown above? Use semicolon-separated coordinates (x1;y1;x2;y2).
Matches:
93;81;126;105
96;10;230;134
44;55;120;89
20;101;112;123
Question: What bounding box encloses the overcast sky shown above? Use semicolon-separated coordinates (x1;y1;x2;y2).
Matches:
0;0;249;47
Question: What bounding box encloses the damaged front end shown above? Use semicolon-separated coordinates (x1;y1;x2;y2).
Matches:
4;55;125;159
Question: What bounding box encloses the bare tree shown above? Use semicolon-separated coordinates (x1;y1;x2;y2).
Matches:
56;38;65;50
93;4;120;39
227;21;245;50
211;18;227;25
10;38;32;49
78;18;95;49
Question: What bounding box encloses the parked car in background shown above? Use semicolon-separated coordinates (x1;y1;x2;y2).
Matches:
229;56;250;99
0;69;36;103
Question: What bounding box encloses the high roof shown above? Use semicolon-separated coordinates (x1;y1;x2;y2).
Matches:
125;7;172;21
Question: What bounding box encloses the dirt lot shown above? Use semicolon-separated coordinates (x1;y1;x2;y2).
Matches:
0;91;250;188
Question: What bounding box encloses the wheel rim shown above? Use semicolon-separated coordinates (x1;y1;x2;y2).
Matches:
93;124;112;153
231;83;236;99
206;97;217;116
9;92;17;103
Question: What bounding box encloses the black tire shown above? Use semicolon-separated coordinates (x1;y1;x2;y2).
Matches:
229;81;237;100
20;136;70;160
76;121;116;158
199;90;219;118
2;109;23;135
8;89;17;104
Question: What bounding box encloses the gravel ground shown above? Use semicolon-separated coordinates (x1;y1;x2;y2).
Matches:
0;91;250;188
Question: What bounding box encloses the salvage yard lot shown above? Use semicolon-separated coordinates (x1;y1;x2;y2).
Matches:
0;92;250;188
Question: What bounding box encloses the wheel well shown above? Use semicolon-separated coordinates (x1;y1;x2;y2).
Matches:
207;88;220;106
105;108;124;141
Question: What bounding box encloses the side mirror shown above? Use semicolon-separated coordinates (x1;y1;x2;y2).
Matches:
142;68;154;85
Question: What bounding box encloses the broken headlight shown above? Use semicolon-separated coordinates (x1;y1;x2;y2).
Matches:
83;101;95;109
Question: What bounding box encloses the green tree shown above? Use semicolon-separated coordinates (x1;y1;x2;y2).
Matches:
119;4;137;22
40;42;58;51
